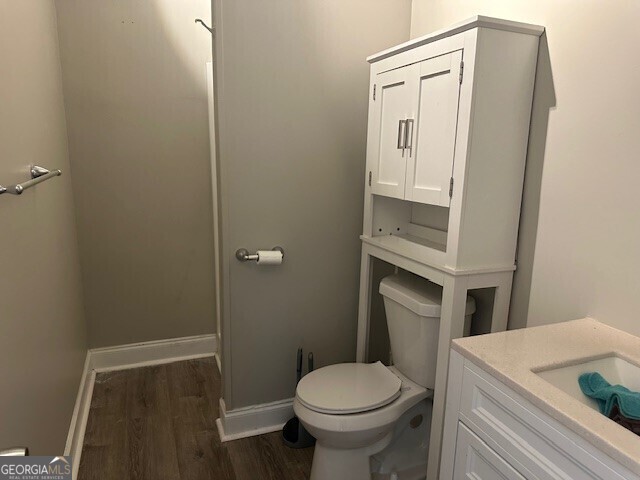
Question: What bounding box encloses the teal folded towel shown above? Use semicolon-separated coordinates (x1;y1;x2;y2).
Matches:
578;372;640;420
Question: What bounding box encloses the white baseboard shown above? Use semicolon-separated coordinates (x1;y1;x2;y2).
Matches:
216;397;293;442
214;351;221;373
64;353;95;479
91;334;217;372
65;334;217;475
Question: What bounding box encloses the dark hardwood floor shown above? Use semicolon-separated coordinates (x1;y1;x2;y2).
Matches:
78;357;314;479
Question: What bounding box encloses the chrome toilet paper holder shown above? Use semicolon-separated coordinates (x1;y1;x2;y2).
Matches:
235;246;284;262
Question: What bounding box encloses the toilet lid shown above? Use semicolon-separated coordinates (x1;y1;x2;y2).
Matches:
296;361;402;415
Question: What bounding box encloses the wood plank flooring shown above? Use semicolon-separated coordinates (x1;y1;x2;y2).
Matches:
78;357;314;479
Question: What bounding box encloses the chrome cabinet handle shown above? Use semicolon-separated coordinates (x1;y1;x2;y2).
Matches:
405;119;414;157
397;120;406;150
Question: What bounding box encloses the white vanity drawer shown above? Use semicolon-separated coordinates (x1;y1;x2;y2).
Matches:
459;363;628;480
454;422;525;480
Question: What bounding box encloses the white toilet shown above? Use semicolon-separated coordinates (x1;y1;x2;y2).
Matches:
294;273;475;480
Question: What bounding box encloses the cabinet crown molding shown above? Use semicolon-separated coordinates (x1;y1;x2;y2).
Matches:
367;15;544;64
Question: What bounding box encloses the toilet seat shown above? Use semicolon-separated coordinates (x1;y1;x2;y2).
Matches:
296;361;402;415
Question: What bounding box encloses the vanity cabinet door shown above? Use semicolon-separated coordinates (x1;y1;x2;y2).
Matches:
405;50;463;207
369;64;419;200
454;422;525;480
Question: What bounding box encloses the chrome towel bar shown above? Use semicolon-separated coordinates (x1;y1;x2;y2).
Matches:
0;447;28;456
0;166;62;195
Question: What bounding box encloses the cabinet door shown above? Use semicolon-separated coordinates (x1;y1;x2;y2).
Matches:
405;50;463;206
453;422;525;480
369;64;419;199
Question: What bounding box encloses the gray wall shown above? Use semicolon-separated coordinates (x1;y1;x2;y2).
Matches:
55;0;216;347
0;0;87;454
411;1;640;336
214;0;412;409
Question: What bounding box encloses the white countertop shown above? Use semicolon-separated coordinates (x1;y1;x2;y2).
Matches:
452;318;640;474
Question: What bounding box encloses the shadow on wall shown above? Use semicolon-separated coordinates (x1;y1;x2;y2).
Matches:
509;33;557;330
55;0;217;347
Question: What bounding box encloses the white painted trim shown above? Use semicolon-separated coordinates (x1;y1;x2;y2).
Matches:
215;418;285;442
65;334;217;475
91;334;217;372
206;61;222;344
367;15;544;63
216;397;293;442
214;351;222;373
64;353;95;479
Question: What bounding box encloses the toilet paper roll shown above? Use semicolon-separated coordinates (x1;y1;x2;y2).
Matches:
257;250;283;265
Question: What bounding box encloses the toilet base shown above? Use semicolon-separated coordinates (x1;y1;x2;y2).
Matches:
309;433;393;480
371;399;432;479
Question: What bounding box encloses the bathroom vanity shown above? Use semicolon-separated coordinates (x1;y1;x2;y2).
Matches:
440;318;640;479
356;16;544;479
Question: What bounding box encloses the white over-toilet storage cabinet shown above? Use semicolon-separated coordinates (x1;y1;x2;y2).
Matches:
355;17;544;479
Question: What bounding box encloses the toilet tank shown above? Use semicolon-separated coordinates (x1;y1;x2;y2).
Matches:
379;273;475;389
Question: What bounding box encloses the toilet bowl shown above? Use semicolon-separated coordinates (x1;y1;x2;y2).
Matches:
294;364;430;480
294;273;476;480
